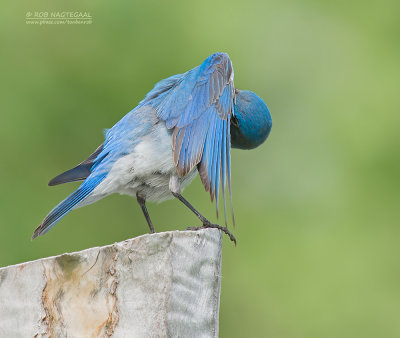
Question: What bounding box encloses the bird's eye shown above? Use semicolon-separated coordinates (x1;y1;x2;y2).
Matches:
231;115;239;127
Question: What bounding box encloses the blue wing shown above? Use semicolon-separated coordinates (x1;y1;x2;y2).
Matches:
48;143;105;186
140;52;235;223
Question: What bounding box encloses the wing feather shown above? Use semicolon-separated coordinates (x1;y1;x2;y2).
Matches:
140;52;235;223
48;143;105;186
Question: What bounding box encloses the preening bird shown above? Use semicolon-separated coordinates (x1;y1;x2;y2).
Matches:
32;52;272;244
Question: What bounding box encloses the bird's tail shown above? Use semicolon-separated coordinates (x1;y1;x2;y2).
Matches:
32;174;106;239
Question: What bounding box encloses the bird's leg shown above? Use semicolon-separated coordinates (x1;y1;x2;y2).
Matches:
171;192;236;245
169;175;236;244
136;194;155;234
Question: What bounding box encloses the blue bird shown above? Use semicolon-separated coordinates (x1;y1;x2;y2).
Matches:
32;53;272;244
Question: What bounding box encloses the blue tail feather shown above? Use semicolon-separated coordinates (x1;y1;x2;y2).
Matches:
32;174;106;239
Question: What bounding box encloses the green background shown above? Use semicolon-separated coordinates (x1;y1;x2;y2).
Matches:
1;0;399;337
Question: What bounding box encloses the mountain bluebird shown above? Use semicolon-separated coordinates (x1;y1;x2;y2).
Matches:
33;52;272;244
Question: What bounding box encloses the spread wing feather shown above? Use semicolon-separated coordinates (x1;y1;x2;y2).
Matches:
140;52;235;223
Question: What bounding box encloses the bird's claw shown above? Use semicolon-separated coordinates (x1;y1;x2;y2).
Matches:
186;222;237;246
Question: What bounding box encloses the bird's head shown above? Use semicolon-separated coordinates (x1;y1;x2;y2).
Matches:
231;90;272;149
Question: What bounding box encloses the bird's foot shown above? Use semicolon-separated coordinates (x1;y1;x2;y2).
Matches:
186;222;237;246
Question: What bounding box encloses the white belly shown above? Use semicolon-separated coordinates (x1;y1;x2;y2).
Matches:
87;122;197;203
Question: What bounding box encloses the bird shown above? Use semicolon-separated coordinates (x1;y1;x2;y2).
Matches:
32;52;272;244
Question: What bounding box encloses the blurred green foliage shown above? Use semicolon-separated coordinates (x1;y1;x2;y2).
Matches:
1;0;399;337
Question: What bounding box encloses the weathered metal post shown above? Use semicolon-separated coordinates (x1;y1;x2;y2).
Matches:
0;229;223;337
